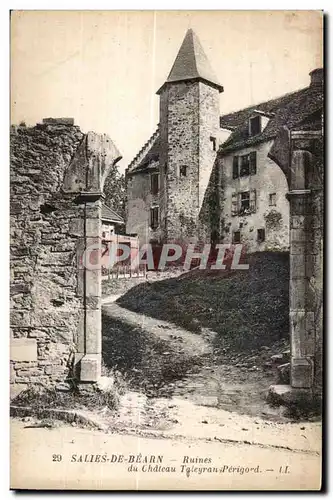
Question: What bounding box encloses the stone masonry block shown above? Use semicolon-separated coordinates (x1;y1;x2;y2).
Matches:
290;254;305;278
11;338;37;362
69;218;84;237
290;229;307;243
80;354;101;382
291;215;305;229
291;357;314;389
290;278;306;310
85;309;101;354
86;218;100;238
86;269;101;297
290;310;315;357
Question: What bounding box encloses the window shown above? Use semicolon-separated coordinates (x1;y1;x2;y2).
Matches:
150;173;159;195
249;151;257;175
233;231;241;244
210;136;217;151
231;190;256;216
257;228;265;242
240;155;250;176
231;192;238;216
180;165;187;177
233;152;256;178
269;193;277;206
233;157;239;179
249;189;257;212
150;207;159;230
239;192;250;214
249;115;261;136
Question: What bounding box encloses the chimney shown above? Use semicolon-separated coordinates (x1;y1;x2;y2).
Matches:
309;68;323;88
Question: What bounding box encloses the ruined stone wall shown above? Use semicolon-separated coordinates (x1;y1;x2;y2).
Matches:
10;120;85;390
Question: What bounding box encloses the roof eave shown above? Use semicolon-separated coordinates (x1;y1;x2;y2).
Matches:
218;135;275;156
157;77;224;95
102;217;125;225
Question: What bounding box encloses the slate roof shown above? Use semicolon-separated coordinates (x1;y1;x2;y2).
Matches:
157;29;223;94
127;135;160;175
101;204;124;224
219;83;323;155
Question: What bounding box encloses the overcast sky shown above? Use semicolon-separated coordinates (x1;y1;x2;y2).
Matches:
11;10;323;172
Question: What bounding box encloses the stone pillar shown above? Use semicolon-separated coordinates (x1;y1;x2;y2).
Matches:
80;193;103;382
62;132;122;384
288;184;314;388
288;132;322;391
268;128;323;404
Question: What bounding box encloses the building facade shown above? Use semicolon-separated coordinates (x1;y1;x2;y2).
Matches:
101;203;125;240
126;29;323;253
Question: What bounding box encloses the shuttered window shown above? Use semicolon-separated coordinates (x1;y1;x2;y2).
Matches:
249;189;257;212
231;192;238;216
240;155;250;176
249;151;257;175
232;157;239;179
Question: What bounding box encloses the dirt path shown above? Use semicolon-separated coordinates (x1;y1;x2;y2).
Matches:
102;299;288;420
103;301;212;356
100;391;321;453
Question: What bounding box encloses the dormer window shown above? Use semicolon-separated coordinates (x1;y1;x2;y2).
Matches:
249;115;261;136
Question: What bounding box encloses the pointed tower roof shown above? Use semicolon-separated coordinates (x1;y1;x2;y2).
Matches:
157;29;223;94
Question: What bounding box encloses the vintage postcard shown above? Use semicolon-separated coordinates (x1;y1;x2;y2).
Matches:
10;10;323;490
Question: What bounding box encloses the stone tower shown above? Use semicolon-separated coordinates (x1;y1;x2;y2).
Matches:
157;29;223;243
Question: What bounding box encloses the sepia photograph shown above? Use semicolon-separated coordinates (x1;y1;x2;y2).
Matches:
10;10;324;490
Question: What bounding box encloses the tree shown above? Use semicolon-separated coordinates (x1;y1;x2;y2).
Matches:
103;164;126;220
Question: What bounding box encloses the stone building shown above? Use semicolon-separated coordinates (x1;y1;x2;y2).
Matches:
101;203;125;240
126;29;323;252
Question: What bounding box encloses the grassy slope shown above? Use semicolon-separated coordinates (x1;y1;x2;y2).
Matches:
116;252;289;352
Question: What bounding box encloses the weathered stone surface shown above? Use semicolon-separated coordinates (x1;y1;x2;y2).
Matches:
80;354;101;382
96;376;115;393
11;338;37;362
266;384;313;406
10;121;121;387
291;357;314;388
85;310;101;353
277;362;290;384
42;117;74;126
270;353;283;362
